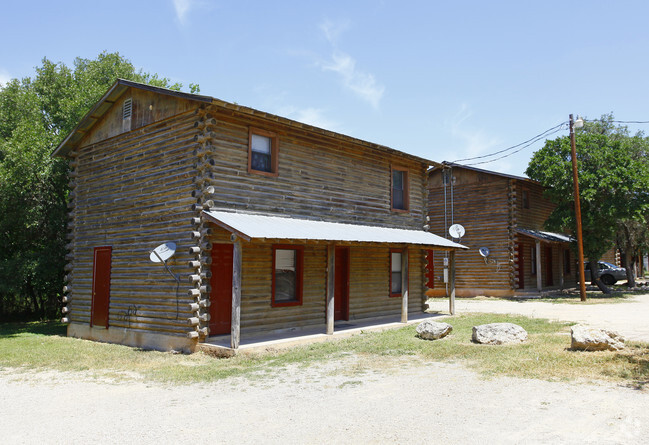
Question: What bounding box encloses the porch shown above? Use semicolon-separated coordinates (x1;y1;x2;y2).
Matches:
199;210;466;351
197;311;437;357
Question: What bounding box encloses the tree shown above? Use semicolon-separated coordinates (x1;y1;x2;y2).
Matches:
0;51;197;320
616;218;649;287
525;114;649;294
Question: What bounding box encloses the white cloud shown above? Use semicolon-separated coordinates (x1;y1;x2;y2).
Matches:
173;0;193;25
0;69;10;87
320;19;350;45
445;103;501;161
279;106;338;131
321;52;384;109
317;19;384;109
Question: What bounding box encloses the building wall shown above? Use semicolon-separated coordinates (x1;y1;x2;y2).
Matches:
427;167;514;296
66;95;201;350
201;105;427;230
211;227;424;336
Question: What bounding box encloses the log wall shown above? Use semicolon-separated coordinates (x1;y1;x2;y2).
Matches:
211;228;424;336
427;168;514;295
200;105;427;229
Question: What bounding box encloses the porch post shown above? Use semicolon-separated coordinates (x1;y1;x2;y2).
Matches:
535;240;542;292
231;240;242;349
449;250;456;315
326;244;335;335
401;247;409;323
559;247;565;289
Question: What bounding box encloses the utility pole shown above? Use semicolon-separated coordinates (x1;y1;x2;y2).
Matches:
569;114;587;301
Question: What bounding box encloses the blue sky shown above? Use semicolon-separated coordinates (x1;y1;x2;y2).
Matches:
1;1;649;176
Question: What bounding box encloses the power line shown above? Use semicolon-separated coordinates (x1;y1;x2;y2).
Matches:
450;121;567;164
465;126;566;166
449;118;649;168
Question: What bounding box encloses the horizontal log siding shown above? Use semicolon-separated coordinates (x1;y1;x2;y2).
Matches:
516;181;555;231
68;109;200;336
204;108;427;229
428;171;513;294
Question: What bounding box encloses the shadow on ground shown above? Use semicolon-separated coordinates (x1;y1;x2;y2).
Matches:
0;321;66;338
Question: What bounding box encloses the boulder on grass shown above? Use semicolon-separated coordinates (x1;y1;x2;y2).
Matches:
570;325;625;351
472;323;528;345
416;320;453;340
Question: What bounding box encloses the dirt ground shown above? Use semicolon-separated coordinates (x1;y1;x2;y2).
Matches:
1;355;648;445
3;294;649;444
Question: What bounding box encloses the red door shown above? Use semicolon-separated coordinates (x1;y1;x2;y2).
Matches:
334;247;350;321
91;246;112;328
517;243;525;289
545;246;553;286
210;244;233;335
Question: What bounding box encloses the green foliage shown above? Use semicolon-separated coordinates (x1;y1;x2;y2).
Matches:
526;114;649;265
0;51;197;321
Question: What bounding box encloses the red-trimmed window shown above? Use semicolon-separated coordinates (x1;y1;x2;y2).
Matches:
248;127;279;176
272;245;304;307
522;189;530;209
391;166;409;212
390;249;403;297
531;246;537;275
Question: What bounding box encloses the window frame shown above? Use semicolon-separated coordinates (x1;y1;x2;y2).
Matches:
389;248;407;298
522;188;530;209
248;127;279;177
530;245;537;275
271;244;304;307
390;165;410;212
564;249;571;274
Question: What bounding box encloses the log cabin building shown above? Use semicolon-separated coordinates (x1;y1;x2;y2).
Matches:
427;163;578;297
53;79;465;353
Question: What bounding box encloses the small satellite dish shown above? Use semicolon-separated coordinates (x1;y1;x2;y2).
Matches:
478;247;490;258
449;224;465;239
150;242;177;263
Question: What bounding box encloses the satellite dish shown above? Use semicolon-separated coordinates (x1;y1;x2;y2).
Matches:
478;247;490;258
449;224;465;239
150;242;177;263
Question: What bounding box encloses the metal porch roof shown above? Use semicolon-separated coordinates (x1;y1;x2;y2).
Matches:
516;228;573;244
202;210;467;249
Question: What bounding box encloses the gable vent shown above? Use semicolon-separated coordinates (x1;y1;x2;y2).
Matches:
122;98;132;132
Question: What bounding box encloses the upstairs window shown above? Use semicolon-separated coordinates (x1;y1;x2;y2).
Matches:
391;167;409;212
522;189;530;209
248;128;278;176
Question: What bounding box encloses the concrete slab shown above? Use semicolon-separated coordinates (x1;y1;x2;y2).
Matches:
426;293;649;343
199;312;436;356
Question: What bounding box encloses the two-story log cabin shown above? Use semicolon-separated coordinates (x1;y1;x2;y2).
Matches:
54;79;465;353
427;163;577;297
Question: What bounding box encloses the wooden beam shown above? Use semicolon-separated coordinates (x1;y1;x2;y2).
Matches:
401;247;409;323
326;244;335;335
558;247;565;289
536;240;542;292
231;240;242;349
449;250;456;315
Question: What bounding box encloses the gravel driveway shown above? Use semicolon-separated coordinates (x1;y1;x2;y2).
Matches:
2;295;649;444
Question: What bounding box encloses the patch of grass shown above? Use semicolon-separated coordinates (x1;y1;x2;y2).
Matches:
503;289;639;304
1;315;648;388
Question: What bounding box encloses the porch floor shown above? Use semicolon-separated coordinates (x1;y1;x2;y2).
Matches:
198;312;439;357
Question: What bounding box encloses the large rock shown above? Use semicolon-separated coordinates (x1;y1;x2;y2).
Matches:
571;325;625;351
472;323;528;345
416;320;453;340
